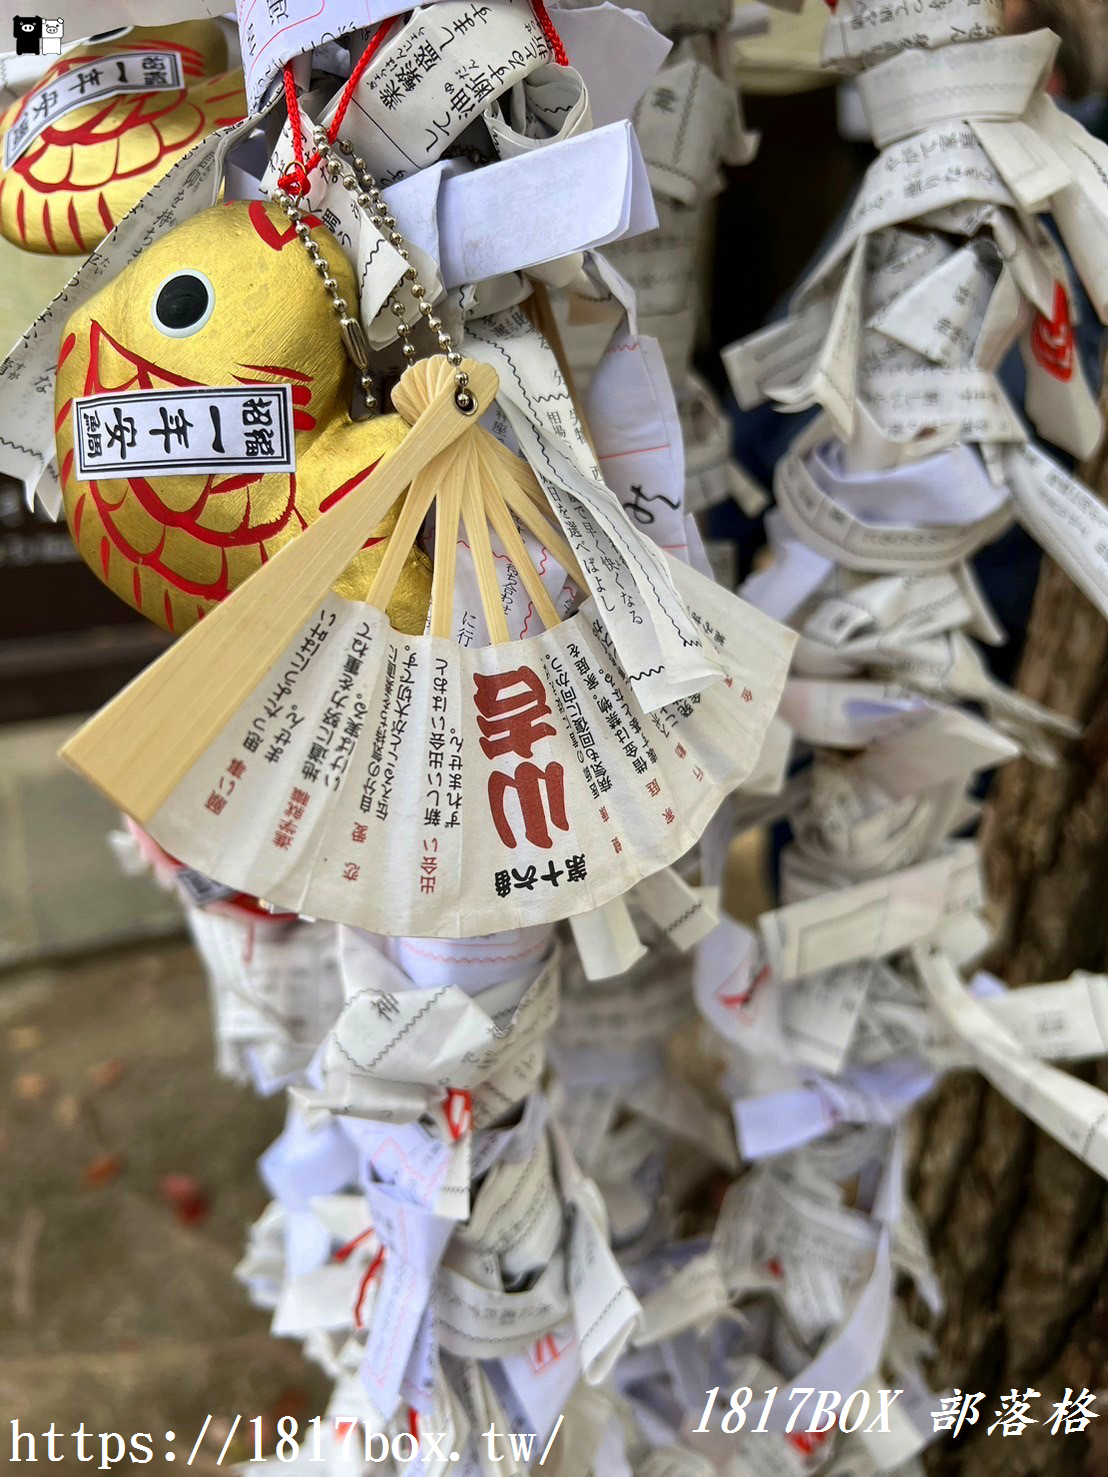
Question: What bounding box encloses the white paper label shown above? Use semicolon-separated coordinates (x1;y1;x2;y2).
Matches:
3;50;184;169
328;0;551;183
72;386;295;481
235;0;423;112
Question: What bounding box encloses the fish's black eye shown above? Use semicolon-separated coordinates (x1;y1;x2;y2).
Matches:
151;271;215;338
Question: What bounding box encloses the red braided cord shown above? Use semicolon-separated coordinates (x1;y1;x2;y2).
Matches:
282;64;305;168
332;1225;376;1263
353;1246;386;1329
329;14;399;139
280;64;310;196
277;17;397;195
531;0;569;66
278;2;569;196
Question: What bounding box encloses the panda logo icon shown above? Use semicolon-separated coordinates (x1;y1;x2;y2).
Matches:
12;17;43;55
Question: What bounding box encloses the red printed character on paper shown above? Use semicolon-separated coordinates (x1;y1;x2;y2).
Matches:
474;666;556;758
206;756;248;816
273;786;310;850
789;1426;835;1459
421;837;438;895
528;1328;574;1372
443;1087;472;1141
474;667;569;851
1030;281;1075;382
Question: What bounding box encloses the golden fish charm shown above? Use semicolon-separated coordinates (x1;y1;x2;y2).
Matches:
55;199;431;636
0;22;245;254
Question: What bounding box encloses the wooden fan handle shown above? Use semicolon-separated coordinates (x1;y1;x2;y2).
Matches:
364;451;444;613
475;437;563;632
480;431;587;587
461;444;510;644
430;444;465;639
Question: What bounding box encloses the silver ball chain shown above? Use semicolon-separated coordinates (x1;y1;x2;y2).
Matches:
273;127;473;415
271;175;378;409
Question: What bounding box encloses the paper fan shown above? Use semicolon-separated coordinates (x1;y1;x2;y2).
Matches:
61;354;795;937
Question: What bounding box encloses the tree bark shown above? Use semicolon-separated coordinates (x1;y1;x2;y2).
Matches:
915;433;1108;1475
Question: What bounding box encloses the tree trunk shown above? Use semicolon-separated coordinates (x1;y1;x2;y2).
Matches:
914;433;1108;1475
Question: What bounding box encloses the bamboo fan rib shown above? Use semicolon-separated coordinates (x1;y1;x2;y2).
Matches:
369;355;574;646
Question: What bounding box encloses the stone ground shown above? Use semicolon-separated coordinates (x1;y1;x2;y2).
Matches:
0;717;332;1472
0;939;330;1472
